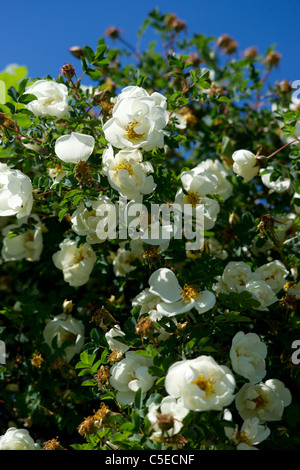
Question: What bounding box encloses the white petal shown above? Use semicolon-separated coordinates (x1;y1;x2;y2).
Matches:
55;132;95;164
157;299;194;316
194;291;216;313
148;268;182;303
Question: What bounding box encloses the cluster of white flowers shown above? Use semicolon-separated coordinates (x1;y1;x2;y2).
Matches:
215;260;289;310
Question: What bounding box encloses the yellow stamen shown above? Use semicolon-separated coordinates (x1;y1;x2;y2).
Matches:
185;191;201;207
116;162;134;175
125;120;144;142
74;249;85;264
191;374;214;394
181;283;200;302
235;431;252;447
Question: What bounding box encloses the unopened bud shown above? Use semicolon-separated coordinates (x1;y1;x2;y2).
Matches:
243;46;258;59
69;46;84;59
60;63;75;79
63;299;74;314
105;26;121;39
164;14;187;33
216;34;238;54
265;51;282;68
278;79;292;94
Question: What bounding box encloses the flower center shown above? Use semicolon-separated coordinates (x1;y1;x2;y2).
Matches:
181;283;200;302
125;120;144;142
116;162;134;175
24;231;34;244
235;430;252;447
44;97;56;106
143;246;160;259
253;394;267;410
191;374;214;395
186;191;201;207
62;331;78;343
74;249;85;264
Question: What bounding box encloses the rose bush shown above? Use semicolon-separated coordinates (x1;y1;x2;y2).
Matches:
0;9;300;451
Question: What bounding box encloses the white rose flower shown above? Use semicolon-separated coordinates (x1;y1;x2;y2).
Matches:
235;379;292;423
0;163;33;218
206;237;228;260
260;166;291;193
71;195;116;244
113;85;167;106
103;86;169;151
132;287;161;316
230;331;267;383
179;166;219;198
43;313;85;362
147;396;189;438
105;325;129;352
223;410;270;450
174;165;220;231
215;261;253;294
148;267;216;317
253;260;289;293
245;280;277;311
109;350;156;405
1;215;43;262
55;132;95;164
25;79;70;119
109;244;141;277
196;159;233;200
52;239;96;286
102;145;156;200
0;427;40;450
164;355;235;411
232;149;259;182
48;166;67;185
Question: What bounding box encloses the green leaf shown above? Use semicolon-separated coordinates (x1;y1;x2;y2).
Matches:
7;86;19;102
83;45;95;63
58;208;68;221
134;388;143;409
0;80;5;104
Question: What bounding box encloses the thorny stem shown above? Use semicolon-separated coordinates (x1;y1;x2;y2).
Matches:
256;138;299;160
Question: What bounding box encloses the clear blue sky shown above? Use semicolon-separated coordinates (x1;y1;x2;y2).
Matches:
1;0;299;86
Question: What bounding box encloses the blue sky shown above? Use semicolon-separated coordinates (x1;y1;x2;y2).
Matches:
1;0;299;86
